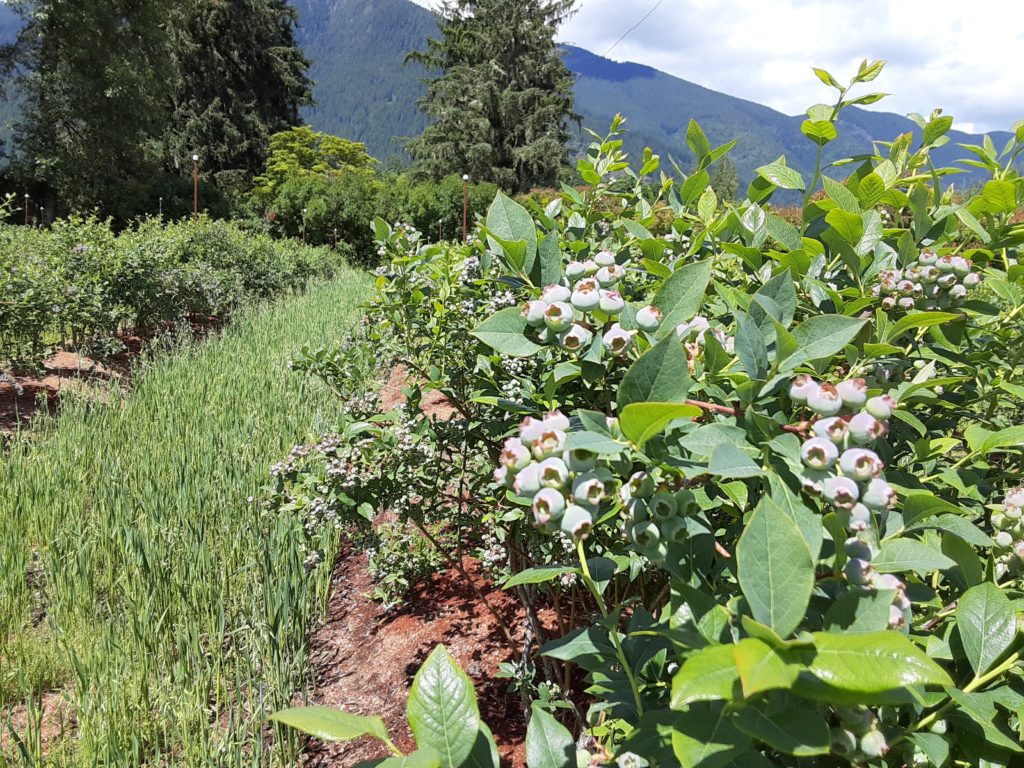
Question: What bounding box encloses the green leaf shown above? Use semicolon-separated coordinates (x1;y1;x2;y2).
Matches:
734;312;769;380
980;425;1024;453
923;115;954;147
756;159;805;191
735;705;830;756
980;179;1017;215
873;537;956;575
786;315;866;367
801;119;838;146
540;628;615;664
533;234;562;288
697;188;718;224
709;444;765;479
686;119;712;162
470;308;541;357
679;424;748;458
956;583;1018;676
672;702;750;768
751;271;796;329
797;631;952;700
856;172;886;208
825;208;864;244
824;589;898;633
883;311;959;343
525;706;575;768
270;707;389;744
823;176;860;213
563;430;626;456
768;477;823;560
946;689;1023;752
736;498;814;637
617;335;691;410
901;493;965;526
671;645;741;708
486;192;537;271
732;638;799;697
407;646;481;768
904;514;993;548
356;747;443;768
503;566;578;589
620;402;702;448
653;260;713;334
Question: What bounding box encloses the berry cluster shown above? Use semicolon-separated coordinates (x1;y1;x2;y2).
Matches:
872;250;982;311
620;470;695;564
790;376;909;627
493;411;613;539
830;707;890;761
993;486;1024;577
521;250;635;356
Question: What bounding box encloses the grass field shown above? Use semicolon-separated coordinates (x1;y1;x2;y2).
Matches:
1;271;371;766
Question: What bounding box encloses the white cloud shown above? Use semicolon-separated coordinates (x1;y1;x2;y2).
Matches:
408;0;1023;134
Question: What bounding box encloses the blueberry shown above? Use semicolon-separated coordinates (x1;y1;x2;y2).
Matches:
542;411;571;432
807;382;843;416
532;487;566;525
918;250;938;265
650;492;677;520
499;437;531;471
848;412;886;444
841;503;873;532
582;259;599;276
603;323;634;356
572;473;609;506
859;730;888;758
861;477;895;510
844;557;872;585
951;256;970;277
813;416;849;444
635;305;662;331
559;324;593;352
963;272;982;288
675;316;710;343
596;264;624;288
493;465;510;487
570;285;601;312
626;471;655;499
801;437;839;470
799;468;831;495
630;519;660;547
531;428;567;460
564;448;597;473
599;290;625;315
659;517;688;544
521;300;548;327
538;457;570;488
789;374;818;403
560;504;593;538
823;476;860;508
844;536;872;560
513;462;542;497
594;249;616;267
541;284;571;303
829;728;857;756
839;448;883;481
565;261;587;282
864;395;895;420
519;416;545;442
543;301;574;332
935;254;956;273
836;378;868;408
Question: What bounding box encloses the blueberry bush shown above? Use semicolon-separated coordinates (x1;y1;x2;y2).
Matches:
274;63;1024;767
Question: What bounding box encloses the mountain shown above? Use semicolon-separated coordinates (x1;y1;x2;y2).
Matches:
1;0;1016;189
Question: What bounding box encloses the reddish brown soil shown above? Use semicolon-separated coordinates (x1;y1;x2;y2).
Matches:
379;364;459;420
304;551;529;768
0;692;75;757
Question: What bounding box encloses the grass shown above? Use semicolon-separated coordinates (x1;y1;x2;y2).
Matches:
0;270;371;766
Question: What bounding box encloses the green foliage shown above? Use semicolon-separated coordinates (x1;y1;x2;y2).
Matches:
279;64;1024;766
406;0;579;192
0;217;343;366
253;126;377;199
0;274;371;766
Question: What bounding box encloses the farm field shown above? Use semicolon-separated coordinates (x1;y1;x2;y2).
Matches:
1;272;370;766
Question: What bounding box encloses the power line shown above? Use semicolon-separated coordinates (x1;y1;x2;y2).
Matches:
601;0;667;57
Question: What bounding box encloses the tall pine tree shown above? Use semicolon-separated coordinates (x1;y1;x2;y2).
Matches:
407;0;578;193
165;0;313;180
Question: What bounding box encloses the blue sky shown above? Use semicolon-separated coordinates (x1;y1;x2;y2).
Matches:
410;0;1023;134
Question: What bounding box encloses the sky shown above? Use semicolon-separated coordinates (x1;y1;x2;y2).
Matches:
409;0;1023;135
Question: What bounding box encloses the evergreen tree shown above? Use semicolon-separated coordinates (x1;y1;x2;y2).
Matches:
407;0;578;193
710;156;739;202
0;0;180;214
165;0;313;180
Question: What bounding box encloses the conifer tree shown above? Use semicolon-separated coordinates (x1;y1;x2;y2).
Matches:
407;0;578;193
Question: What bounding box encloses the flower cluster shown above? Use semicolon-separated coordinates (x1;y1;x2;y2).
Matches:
493;411;612;539
521;250;635;357
993;486;1024;576
872;250;982;310
791;376;909;627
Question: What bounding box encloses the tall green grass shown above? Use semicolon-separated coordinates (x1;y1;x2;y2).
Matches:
1;271;371;766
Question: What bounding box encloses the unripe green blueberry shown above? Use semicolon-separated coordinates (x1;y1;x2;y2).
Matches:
948;283;967;301
897;279;916;296
599;290;625;315
848;412;886;444
571;285;601;312
995;530;1014;548
861;477;896;510
919;264;939;283
564;448;597;473
573;472;609;506
594;249;616;267
841;503;873;532
596;264;625;288
824;476;860;508
839;447;884;481
565;261;587;283
789;374;818;403
522;300;548;327
513;462;542;497
935;254;956;273
544;301;574;332
560;324;593;352
936;272;957;289
918;250;938;265
929;719;947;735
606;416;622;439
813;416;849;444
603;323;634;356
898;296;917;310
951;256;970;276
650;492;677;521
963;272;981;288
859;730;888;758
881;296;896;310
630;519;660;547
844;557;872;585
799;468;830;495
675;316;710;343
532;487;566;525
829;728;857;756
864;394;895;420
500;437;532;471
622;471;655;501
538;457;570;488
582;259;599;276
659;516;688;544
542;284;571;303
801;437;839;470
871;573;904;591
675;489;697;516
844;536;872;560
626;498;650;523
493;465;511;487
836;706;874;734
836;378;868;408
807;382;844;416
635;305;662;331
542;411;570;431
560;504;593;538
531;428;567;460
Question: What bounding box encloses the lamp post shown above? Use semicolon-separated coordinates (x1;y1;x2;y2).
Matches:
24;194;29;227
192;154;199;223
462;173;469;244
302;208;307;243
159;196;163;219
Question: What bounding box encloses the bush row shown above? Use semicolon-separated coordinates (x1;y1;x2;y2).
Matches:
0;217;346;365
